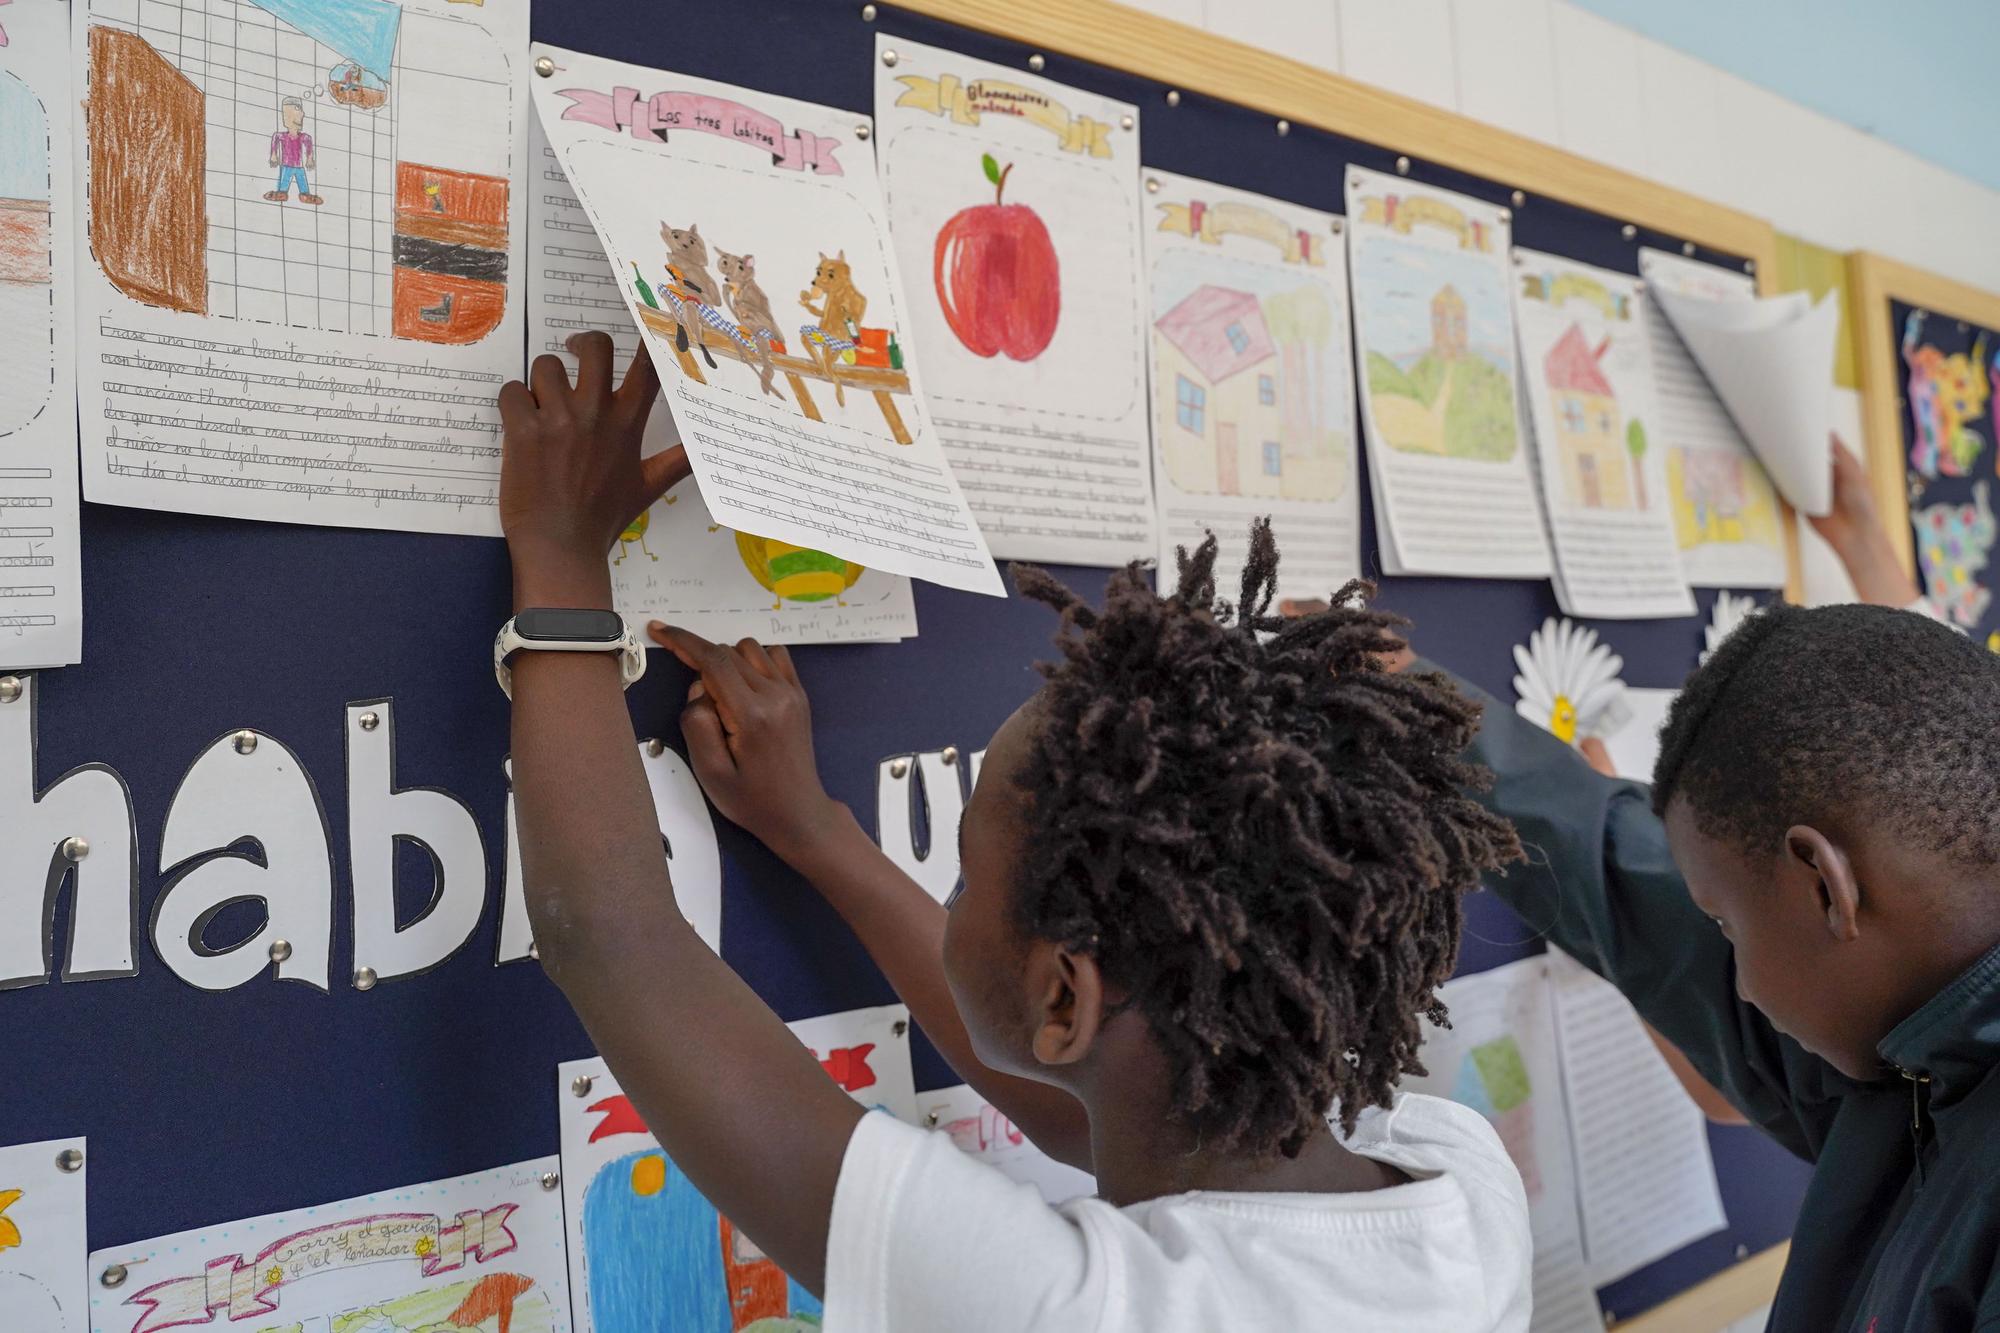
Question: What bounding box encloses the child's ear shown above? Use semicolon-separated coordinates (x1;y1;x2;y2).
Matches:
1030;945;1105;1068
1787;824;1861;943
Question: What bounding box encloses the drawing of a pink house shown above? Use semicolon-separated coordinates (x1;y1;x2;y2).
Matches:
1544;323;1635;510
1155;284;1283;498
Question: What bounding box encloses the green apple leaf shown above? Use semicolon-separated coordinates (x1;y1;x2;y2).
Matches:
981;153;1002;186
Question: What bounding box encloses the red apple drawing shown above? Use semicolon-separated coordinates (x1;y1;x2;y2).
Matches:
934;154;1061;360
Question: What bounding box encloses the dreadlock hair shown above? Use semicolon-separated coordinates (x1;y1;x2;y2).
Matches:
1653;601;2000;869
1007;520;1522;1157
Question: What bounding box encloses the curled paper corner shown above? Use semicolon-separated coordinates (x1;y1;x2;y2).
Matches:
1652;287;1839;518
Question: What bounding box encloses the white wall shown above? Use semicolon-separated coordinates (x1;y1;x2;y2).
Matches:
1129;0;2000;295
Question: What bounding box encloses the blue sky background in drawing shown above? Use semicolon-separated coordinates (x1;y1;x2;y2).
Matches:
0;73;48;202
1351;234;1514;373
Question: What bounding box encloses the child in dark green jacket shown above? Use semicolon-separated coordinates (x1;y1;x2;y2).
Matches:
1445;599;2000;1330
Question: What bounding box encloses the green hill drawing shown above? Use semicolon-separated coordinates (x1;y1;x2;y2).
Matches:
1366;349;1518;462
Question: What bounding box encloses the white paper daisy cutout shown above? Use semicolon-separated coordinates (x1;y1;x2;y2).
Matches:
1513;617;1632;745
1701;591;1760;665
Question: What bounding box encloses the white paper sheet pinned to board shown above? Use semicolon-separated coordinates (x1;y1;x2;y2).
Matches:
1403;956;1605;1333
532;45;1002;597
1651;283;1840;518
0;0;81;669
1548;947;1728;1286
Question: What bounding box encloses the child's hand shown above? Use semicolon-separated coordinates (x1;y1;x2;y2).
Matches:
1809;434;1921;608
498;332;689;598
650;624;845;862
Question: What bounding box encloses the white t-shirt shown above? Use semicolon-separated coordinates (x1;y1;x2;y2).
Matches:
824;1091;1531;1331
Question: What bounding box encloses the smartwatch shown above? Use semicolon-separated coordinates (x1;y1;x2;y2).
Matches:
494;608;646;699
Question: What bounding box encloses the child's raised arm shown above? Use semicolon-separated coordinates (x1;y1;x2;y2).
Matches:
498;332;865;1297
652;623;1097;1174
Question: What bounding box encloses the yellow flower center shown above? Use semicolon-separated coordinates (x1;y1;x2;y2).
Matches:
1550;695;1578;744
630;1154;667;1198
263;1265;284;1287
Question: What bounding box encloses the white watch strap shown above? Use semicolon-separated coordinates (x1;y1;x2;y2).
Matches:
494;616;646;699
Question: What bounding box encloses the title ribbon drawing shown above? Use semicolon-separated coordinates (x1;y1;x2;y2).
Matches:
556;86;845;175
1519;269;1629;319
1155;198;1325;266
893;74;1114;158
119;1206;520;1333
1356;192;1493;252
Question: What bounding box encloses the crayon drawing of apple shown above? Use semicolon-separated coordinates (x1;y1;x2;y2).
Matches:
934;153;1062;360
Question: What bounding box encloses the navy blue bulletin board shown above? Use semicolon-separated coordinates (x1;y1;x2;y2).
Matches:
1891;300;2000;647
0;0;1812;1323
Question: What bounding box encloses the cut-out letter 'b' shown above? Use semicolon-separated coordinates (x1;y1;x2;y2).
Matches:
347;699;487;985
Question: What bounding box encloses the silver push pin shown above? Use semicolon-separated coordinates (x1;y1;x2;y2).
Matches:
101;1264;128;1289
1027;53;1045;72
534;55;554;78
0;676;20;704
358;711;380;732
233;730;258;755
861;3;878;19
56;1147;84;1173
855;123;872;141
541;1171;561;1191
940;745;959;766
353;966;379;991
1510;189;1526;207
1165;89;1181;107
889;758;910;779
1275;119;1290;137
268;939;293;964
1394;156;1411;175
1621;224;1638;241
881;48;898;67
1120;114;1134;131
1682;241;1697;256
647;738;666;757
62;836;88;862
572;1074;595;1098
892;1020;909;1037
1145;177;1160;194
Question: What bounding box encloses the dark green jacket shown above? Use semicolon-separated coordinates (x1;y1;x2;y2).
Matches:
1448;667;2000;1332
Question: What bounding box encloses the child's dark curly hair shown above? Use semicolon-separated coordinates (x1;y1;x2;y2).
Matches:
1008;521;1522;1157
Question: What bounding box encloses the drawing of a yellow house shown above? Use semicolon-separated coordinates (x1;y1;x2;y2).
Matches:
1544;324;1632;510
1155;283;1341;500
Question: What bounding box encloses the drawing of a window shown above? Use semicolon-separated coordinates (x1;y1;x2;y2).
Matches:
1262;441;1282;476
1175;374;1205;434
1224;321;1250;354
1257;374;1275;406
0;70;54;433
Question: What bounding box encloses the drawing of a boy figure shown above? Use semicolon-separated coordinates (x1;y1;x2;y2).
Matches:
265;98;321;205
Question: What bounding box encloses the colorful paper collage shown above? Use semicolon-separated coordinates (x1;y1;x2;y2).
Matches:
1898;303;2000;645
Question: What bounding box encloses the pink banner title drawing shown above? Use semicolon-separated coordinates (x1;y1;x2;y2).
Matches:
556;86;844;175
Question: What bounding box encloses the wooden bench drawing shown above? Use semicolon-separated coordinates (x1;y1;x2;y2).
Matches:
636;304;915;445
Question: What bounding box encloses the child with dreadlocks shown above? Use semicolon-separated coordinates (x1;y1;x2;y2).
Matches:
499;332;1531;1331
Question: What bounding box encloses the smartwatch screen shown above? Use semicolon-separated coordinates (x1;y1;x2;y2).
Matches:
515;608;625;643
